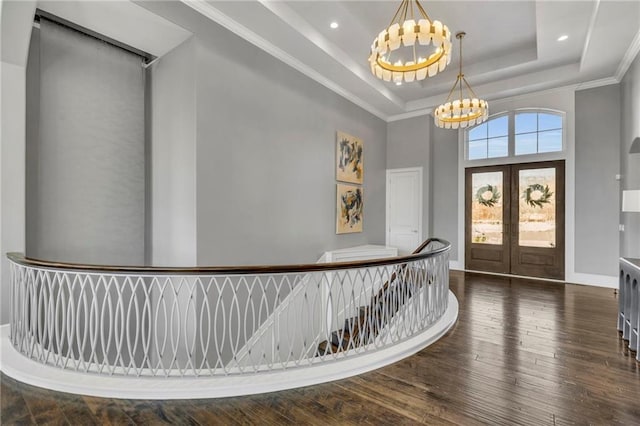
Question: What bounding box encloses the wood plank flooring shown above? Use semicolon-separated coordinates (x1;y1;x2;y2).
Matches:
2;271;640;425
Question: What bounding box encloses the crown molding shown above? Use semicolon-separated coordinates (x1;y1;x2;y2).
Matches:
387;108;433;123
575;76;619;91
616;27;640;81
387;76;621;123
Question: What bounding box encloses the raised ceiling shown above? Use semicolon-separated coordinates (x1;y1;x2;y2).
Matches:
184;0;640;121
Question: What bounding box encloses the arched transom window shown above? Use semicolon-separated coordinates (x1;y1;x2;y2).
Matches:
466;110;564;161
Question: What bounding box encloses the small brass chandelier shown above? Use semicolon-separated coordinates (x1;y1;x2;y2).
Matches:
434;32;488;129
368;0;452;83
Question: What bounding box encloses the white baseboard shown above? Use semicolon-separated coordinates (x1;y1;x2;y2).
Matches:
449;260;463;270
566;272;618;288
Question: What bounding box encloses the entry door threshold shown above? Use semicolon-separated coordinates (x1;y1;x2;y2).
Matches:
460;268;566;284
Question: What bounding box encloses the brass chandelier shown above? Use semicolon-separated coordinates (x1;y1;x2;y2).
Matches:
368;0;452;83
434;32;488;129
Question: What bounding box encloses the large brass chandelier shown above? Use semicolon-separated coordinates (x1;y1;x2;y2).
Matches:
434;32;488;129
368;0;452;83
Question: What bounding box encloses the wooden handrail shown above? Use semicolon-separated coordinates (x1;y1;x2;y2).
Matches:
6;238;450;275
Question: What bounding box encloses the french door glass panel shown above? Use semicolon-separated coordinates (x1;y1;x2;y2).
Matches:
518;168;556;248
471;171;503;245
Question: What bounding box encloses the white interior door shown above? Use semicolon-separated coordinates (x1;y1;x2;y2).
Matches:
386;168;423;255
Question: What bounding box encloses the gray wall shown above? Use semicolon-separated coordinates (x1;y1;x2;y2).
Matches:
386;116;430;243
621;54;640;258
430;125;460;261
194;40;386;265
150;37;198;266
25;27;40;262
574;85;621;275
0;0;36;326
141;1;387;266
386;117;459;260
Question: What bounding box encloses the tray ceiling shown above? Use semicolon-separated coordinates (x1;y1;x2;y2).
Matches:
182;0;639;121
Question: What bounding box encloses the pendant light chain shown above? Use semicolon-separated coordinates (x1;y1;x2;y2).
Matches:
433;30;488;129
458;34;463;103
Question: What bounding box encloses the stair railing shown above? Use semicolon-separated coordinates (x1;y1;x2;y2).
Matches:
7;238;450;377
318;238;445;355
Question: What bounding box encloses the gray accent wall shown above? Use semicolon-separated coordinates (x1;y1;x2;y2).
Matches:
386;117;459;260
430;125;460;261
141;1;387;266
194;39;386;265
386;116;430;243
574;85;621;275
621;54;640;259
0;0;35;326
150;37;198;266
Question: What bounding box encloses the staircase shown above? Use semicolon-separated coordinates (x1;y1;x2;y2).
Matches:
317;240;434;355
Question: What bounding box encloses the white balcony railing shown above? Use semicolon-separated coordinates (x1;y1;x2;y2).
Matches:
7;239;451;379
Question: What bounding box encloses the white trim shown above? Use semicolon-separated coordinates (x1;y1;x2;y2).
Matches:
0;292;458;399
449;260;463;271
616;27;640;81
386;167;423;251
575;76;620;91
385;78;620;123
580;0;601;72
387;108;435;123
180;0;388;121
567;272;618;289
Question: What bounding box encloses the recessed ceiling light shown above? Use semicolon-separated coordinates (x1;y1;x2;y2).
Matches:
395;81;402;86
557;35;569;42
330;22;339;29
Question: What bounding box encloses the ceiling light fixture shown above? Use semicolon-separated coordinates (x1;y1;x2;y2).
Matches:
434;32;488;129
330;22;339;29
368;0;452;83
557;35;568;41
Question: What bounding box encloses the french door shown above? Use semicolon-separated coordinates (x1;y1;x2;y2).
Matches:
465;161;565;280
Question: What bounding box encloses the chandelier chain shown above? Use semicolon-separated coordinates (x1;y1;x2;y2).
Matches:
434;30;488;129
445;76;461;104
463;77;479;99
388;0;406;29
459;34;463;103
415;0;432;22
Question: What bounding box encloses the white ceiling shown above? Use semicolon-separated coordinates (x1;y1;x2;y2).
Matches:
184;0;640;121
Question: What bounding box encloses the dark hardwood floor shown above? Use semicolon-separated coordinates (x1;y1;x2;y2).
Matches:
2;271;640;425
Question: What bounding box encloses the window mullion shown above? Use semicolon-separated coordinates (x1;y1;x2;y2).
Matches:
508;112;515;157
536;113;539;152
